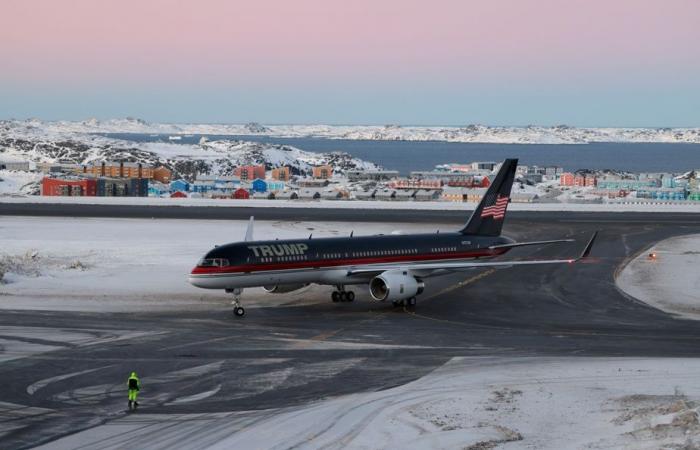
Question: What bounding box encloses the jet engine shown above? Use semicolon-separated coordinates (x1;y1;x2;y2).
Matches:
263;284;308;294
369;270;424;302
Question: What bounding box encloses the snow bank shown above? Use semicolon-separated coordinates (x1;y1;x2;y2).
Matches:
38;356;700;450
617;234;700;320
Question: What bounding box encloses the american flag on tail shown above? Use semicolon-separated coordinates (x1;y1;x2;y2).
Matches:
480;194;509;220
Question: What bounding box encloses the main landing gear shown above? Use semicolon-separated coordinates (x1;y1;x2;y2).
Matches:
331;286;355;303
392;297;417;308
227;288;245;317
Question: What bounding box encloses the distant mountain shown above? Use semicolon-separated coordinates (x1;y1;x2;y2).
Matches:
3;118;699;144
0;120;379;182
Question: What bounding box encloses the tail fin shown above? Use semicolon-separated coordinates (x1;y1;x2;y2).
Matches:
459;158;518;236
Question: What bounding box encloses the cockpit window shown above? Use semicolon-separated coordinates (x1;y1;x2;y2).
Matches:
198;258;230;267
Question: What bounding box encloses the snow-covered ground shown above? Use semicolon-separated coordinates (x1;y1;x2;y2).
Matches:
7;118;700;144
2;194;699;212
0;120;379;180
5;217;700;448
0;169;42;194
0;216;435;312
37;356;700;450
617;234;700;320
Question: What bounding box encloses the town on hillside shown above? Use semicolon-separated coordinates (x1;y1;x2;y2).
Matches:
1;158;699;204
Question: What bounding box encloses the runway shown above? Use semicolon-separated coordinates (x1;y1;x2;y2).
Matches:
1;208;700;448
1;200;698;224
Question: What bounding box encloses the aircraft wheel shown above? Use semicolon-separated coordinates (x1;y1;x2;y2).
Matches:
332;291;340;302
339;292;348;302
233;306;246;317
346;291;355;302
407;297;417;307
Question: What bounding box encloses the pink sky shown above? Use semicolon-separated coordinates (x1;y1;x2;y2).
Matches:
1;0;698;86
1;0;698;125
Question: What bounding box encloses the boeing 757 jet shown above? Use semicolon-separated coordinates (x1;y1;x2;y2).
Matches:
189;159;596;316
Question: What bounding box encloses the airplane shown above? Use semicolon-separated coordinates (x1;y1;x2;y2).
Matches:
188;158;597;317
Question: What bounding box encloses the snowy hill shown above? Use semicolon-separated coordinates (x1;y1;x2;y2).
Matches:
0;120;379;182
4;118;699;144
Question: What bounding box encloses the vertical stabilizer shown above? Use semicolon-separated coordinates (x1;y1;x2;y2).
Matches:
459;158;518;236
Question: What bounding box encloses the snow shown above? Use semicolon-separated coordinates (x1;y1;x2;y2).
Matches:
5;216;700;448
36;356;700;450
0;169;42;194
2;194;699;212
6;118;700;144
0;216;435;312
0;120;379;178
617;234;700;320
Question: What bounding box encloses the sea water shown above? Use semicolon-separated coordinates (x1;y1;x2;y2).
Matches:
101;133;700;175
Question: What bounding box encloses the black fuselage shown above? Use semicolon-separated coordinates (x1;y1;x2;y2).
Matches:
197;232;514;273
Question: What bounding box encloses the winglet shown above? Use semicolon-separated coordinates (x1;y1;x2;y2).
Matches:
244;216;254;241
578;231;598;260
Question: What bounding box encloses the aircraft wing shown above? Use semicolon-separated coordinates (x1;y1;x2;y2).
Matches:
487;238;574;250
347;232;597;276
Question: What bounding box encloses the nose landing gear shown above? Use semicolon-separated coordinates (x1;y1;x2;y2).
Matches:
227;288;245;317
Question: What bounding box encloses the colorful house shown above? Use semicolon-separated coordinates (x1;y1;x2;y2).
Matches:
233;188;250;199
266;180;285;192
82;162;154;179
559;173;575;186
312;165;333;179
271;167;290;181
191;180;216;193
148;181;170;197
234;165;266;181
153;166;172;183
251;178;268;193
170;179;190;192
42;177;97;196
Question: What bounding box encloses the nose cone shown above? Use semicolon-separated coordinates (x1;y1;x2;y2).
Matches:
188;266;224;289
188;267;206;288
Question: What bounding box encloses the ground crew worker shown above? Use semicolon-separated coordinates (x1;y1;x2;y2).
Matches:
127;371;140;410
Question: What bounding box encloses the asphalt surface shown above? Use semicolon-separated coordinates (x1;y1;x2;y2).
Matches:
1;200;698;224
1;206;700;449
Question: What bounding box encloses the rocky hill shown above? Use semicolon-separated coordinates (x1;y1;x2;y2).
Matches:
5;118;699;144
0;120;379;183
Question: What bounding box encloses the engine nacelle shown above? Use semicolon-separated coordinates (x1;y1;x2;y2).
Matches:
369;270;424;302
263;284;308;294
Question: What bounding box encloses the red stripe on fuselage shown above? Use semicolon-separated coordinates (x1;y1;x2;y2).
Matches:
190;248;509;275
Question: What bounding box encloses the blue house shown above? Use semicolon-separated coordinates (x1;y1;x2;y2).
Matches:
148;181;170;197
191;181;216;193
267;180;285;192
170;179;190;192
251;178;268;193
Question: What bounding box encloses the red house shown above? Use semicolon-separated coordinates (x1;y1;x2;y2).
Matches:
42;177;97;196
234;165;266;181
170;191;187;198
560;172;575;186
233;188;250;199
